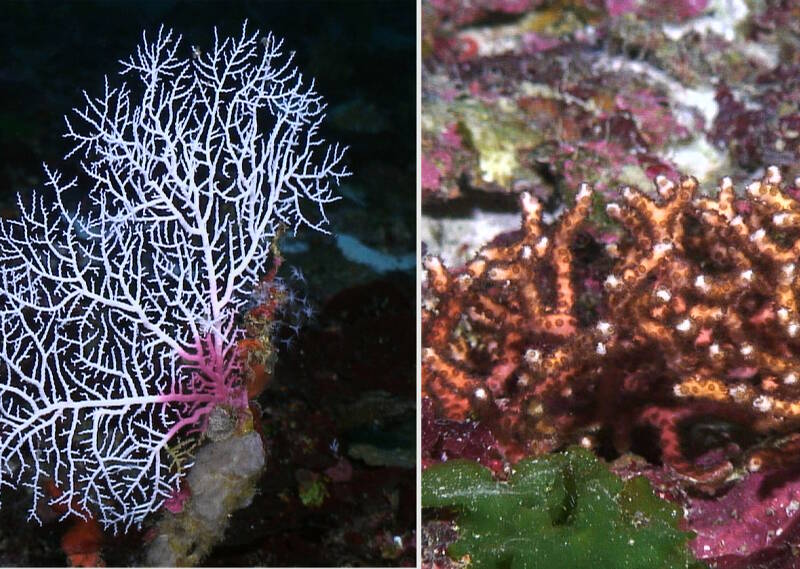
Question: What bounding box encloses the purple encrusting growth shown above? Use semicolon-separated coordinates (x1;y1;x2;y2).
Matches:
687;469;800;565
0;22;348;532
612;451;800;568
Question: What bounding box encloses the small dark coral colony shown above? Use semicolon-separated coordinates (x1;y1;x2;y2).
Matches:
423;166;800;494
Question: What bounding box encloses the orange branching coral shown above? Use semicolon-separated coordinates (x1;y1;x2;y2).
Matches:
238;248;285;399
423;166;800;490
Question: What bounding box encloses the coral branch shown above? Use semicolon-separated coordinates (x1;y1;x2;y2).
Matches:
0;22;348;532
423;166;800;481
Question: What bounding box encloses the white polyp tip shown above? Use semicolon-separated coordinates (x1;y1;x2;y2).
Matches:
474;387;488;400
623;187;636;199
753;395;773;412
748;181;762;195
721;177;733;190
774;213;788;226
788;322;799;337
750;228;766;242
525;348;542;365
673;384;685;397
740;344;754;356
778;308;790;322
694;275;709;292
784;373;798;385
740;269;753;281
521;245;532;260
654;242;673;254
676;319;692;332
709;343;720;356
536;236;549;248
605;274;621;289
767;165;782;185
731;215;744;226
606;203;621;215
596;321;613;336
656;289;672;302
424;256;442;271
783;263;795;277
521;192;537;213
656;177;675;197
596;342;606;355
729;384;748;400
578;183;592;200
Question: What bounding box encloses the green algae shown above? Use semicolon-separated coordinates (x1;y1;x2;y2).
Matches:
423;447;705;569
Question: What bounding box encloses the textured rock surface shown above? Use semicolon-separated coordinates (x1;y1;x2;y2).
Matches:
143;427;266;567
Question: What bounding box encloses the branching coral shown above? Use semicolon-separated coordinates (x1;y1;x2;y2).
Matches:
423;166;800;490
0;23;348;532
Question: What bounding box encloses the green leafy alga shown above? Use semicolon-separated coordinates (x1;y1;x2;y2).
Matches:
423;447;704;569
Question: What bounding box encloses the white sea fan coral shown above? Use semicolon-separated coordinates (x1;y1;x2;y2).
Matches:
0;22;349;532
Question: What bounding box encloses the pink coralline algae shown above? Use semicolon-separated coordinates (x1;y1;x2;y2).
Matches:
613;441;800;569
421;154;444;193
422;397;505;475
604;0;636;17
428;0;542;28
713;66;800;172
606;0;708;21
163;482;192;515
688;467;800;564
615;90;690;148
